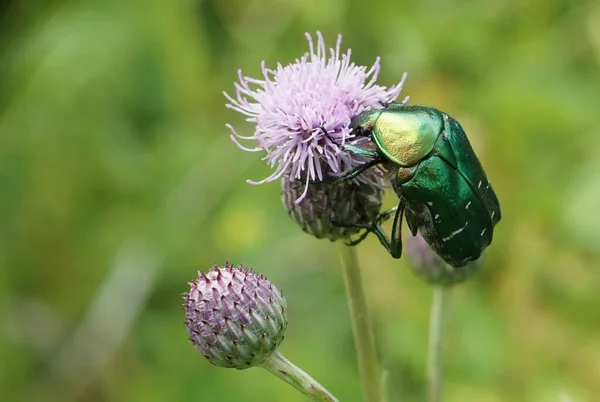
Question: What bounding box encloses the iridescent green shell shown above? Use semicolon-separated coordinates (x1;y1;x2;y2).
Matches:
352;104;501;267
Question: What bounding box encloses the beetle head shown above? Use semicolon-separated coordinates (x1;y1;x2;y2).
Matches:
350;109;382;137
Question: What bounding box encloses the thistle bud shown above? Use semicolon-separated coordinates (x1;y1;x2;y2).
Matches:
184;263;287;369
281;169;383;241
405;233;482;286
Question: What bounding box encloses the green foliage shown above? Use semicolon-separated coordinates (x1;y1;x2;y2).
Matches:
1;0;599;401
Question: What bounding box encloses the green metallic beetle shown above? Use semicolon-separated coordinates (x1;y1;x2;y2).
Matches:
326;103;501;268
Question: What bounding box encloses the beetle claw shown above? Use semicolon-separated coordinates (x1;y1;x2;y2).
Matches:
345;239;361;247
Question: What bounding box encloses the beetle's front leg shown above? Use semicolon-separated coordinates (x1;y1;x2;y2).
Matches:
318;126;380;159
309;127;383;185
309;157;383;185
342;144;380;159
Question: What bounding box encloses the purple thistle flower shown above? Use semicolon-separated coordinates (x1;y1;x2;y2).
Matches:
224;31;408;203
184;263;287;369
404;233;483;286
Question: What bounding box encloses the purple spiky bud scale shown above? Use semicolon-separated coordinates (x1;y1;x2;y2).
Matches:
184;263;287;369
281;170;383;241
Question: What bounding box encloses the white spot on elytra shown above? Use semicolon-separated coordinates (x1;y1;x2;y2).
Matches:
481;228;487;237
478;180;482;189
465;201;471;210
491;211;495;219
442;221;469;242
426;201;433;206
434;214;440;220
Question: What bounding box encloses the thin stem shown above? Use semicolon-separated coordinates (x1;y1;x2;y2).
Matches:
427;285;452;402
261;351;339;402
380;365;390;402
338;243;384;402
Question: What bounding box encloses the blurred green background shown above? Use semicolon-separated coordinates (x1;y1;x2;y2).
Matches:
1;0;599;401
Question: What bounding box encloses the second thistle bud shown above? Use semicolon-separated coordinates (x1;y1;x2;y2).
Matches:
184;263;287;369
281;169;384;241
404;233;483;286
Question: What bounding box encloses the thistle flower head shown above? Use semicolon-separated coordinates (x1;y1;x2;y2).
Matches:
184;263;287;369
282;169;383;241
404;233;483;286
224;31;408;203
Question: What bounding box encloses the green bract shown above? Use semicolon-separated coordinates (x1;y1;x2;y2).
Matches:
331;103;501;268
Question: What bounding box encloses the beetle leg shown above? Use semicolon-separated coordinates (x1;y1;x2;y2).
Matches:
330;203;404;252
404;208;421;236
353;202;404;256
332;158;382;183
349;204;404;256
319;126;380;159
377;206;399;222
345;231;370;246
342;144;380;159
339;206;399;246
328;219;371;246
309;157;383;185
388;201;405;259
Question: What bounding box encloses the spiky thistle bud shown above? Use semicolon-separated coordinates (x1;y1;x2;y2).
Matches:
184;263;287;369
405;233;483;286
281;168;383;241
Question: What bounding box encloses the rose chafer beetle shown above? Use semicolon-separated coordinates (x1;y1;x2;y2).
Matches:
324;103;501;268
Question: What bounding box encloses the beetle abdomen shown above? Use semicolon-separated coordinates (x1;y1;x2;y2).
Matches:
399;156;493;267
444;116;502;227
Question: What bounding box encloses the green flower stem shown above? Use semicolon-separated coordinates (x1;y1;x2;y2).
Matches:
380;365;390;401
427;285;452;402
338;243;384;402
261;351;339;402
